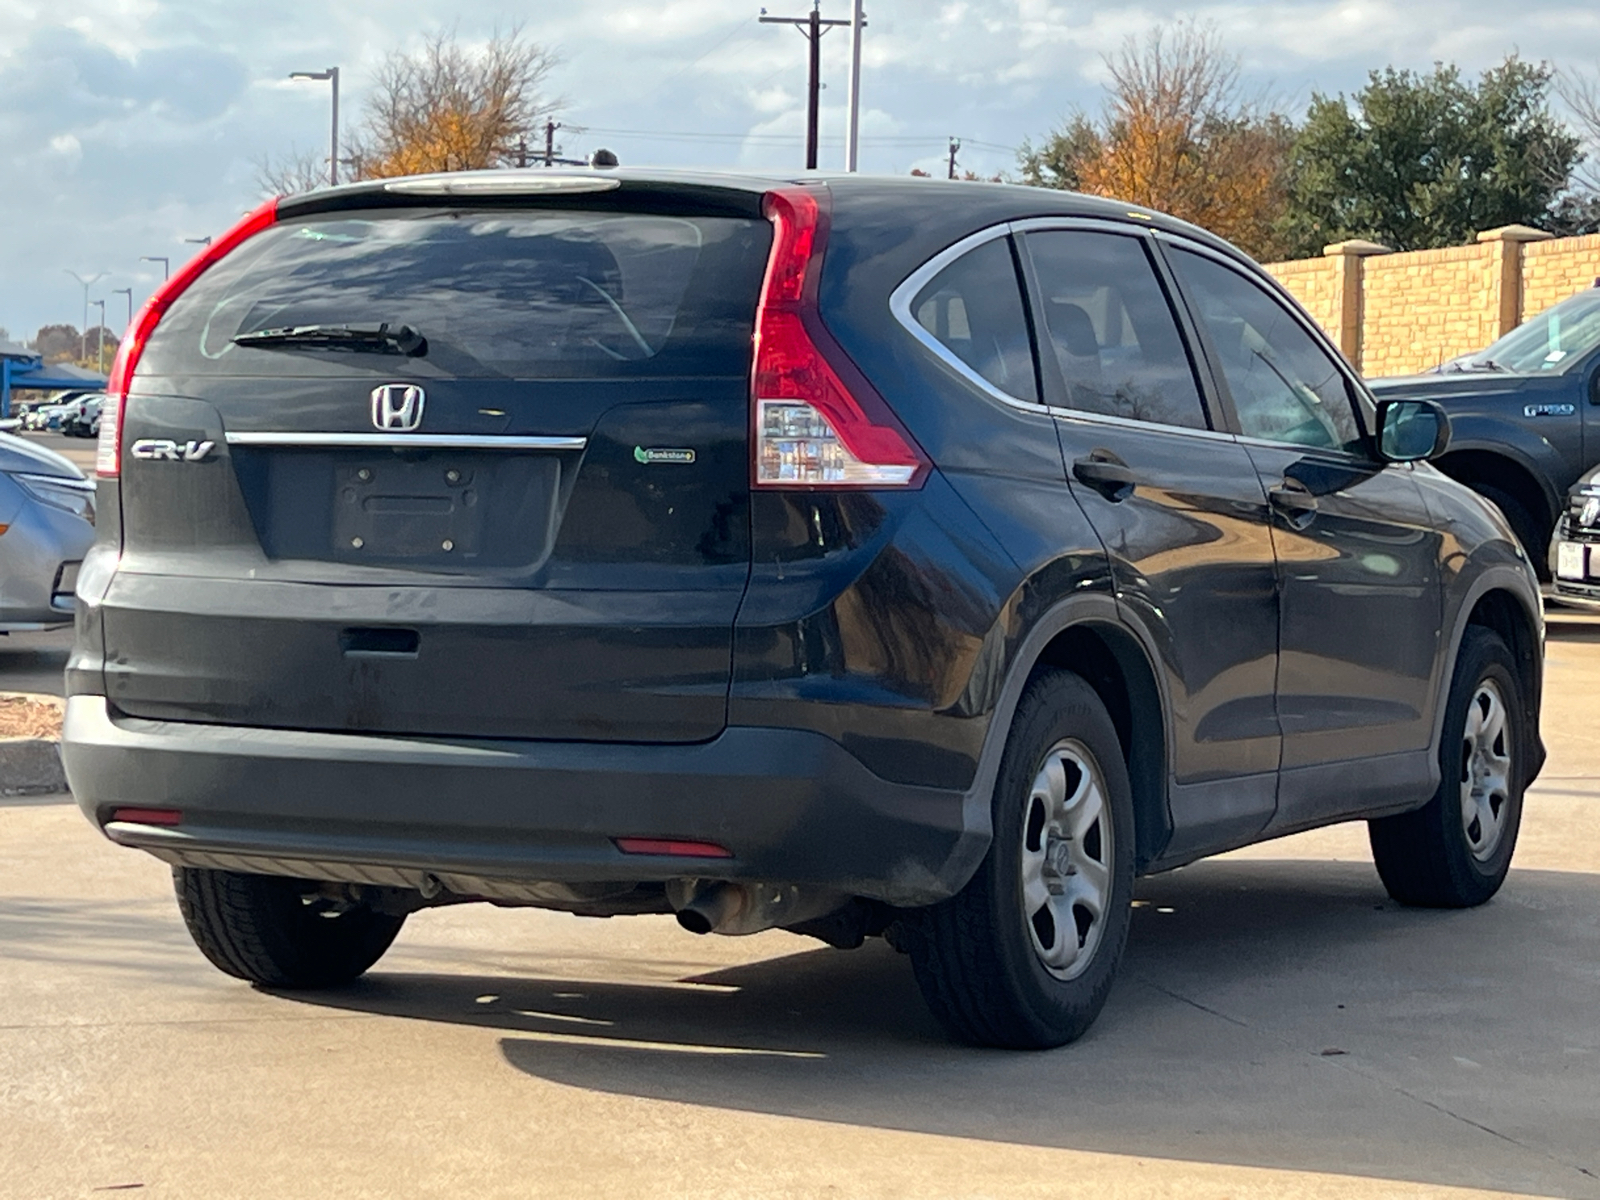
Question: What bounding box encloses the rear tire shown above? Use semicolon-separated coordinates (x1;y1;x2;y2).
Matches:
1369;627;1524;907
904;670;1135;1049
174;867;406;988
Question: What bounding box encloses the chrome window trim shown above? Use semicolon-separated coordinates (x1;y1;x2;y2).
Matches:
888;223;1054;416
223;433;588;451
1153;230;1382;461
888;215;1296;443
1008;215;1160;238
1055;408;1237;443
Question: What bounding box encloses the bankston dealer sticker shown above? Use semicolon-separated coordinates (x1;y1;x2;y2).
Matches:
633;446;696;464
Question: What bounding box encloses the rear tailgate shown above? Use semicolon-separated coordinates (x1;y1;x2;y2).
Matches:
102;191;771;742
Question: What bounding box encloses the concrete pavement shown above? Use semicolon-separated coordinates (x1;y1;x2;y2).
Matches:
2;626;1599;1197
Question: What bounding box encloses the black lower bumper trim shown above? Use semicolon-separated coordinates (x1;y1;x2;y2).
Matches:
61;696;985;907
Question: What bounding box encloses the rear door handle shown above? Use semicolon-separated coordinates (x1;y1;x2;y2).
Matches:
1072;453;1137;502
1268;481;1318;528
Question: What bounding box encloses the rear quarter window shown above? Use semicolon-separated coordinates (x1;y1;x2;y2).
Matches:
140;208;772;380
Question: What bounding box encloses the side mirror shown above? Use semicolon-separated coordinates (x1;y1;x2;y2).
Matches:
1376;399;1450;462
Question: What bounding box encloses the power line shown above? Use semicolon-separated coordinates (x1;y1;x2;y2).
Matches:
576;123;1017;152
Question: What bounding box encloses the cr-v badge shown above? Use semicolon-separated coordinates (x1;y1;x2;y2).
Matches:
130;438;215;462
371;384;425;431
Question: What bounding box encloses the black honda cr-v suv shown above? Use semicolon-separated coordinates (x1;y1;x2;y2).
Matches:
63;170;1544;1048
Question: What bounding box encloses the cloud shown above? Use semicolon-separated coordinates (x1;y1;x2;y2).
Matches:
4;0;1600;342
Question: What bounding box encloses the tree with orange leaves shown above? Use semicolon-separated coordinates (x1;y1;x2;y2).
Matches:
1021;23;1295;261
351;27;561;177
259;27;561;193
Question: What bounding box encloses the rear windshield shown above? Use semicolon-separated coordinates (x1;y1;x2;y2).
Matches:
140;208;772;380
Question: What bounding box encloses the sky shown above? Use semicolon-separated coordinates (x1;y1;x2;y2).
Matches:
3;0;1600;349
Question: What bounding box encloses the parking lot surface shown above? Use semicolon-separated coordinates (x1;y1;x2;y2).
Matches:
3;620;1599;1198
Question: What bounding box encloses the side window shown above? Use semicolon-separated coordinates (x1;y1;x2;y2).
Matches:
911;237;1038;404
1024;230;1209;429
1169;248;1363;453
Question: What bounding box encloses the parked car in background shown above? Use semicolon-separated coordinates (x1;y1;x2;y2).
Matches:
61;396;104;438
0;431;95;632
63;171;1544;1049
22;391;94;432
1550;467;1600;605
1371;281;1600;578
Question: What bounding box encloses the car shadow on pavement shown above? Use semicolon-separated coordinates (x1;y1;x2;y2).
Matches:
282;856;1600;1198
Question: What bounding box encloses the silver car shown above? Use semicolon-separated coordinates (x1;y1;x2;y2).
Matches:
0;433;96;631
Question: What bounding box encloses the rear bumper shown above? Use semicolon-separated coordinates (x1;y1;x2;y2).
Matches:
61;695;984;907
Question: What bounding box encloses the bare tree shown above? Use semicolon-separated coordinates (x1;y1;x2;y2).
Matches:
349;26;561;178
254;146;334;198
1559;68;1600;190
1021;22;1295;260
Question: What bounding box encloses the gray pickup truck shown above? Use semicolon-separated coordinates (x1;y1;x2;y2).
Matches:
1371;282;1600;580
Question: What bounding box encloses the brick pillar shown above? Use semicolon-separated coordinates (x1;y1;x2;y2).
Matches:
1321;239;1390;370
1476;225;1554;338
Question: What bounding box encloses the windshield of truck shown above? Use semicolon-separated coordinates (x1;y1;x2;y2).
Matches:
1450;287;1600;374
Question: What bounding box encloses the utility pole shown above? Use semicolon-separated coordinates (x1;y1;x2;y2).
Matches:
947;137;961;180
140;256;169;282
544;121;561;167
761;2;852;170
289;67;340;186
64;270;107;360
112;288;133;333
844;0;866;171
91;299;107;374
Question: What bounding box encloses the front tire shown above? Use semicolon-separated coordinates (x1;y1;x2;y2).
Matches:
905;670;1135;1049
1369;627;1525;907
175;868;406;988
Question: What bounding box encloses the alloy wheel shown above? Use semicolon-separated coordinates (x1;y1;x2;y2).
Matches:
1460;679;1513;863
1020;738;1114;981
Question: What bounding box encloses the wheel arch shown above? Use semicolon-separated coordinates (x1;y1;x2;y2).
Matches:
1433;447;1558;542
957;592;1172;888
1435;572;1545;789
1032;622;1170;873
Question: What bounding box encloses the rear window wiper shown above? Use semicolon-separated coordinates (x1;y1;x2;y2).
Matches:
232;322;427;356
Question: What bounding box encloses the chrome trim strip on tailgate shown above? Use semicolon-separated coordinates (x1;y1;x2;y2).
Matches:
224;433;587;450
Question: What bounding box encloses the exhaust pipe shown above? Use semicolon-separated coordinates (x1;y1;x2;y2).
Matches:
674;881;744;935
667;878;852;936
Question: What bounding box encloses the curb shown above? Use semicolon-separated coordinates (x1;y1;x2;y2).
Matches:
0;736;67;796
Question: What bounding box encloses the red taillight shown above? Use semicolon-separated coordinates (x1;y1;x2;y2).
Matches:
108;807;182;827
98;197;281;478
614;837;733;858
751;188;928;489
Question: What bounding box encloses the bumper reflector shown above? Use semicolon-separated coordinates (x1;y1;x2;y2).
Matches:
614;837;732;859
109;807;183;827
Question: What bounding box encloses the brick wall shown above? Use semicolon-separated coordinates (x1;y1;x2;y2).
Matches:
1523;233;1600;316
1263;227;1600;377
1358;243;1501;377
1269;257;1340;337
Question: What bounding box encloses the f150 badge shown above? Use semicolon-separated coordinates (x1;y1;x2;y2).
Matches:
130;438;215;462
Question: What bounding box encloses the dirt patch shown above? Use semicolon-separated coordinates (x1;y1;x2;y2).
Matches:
0;693;65;741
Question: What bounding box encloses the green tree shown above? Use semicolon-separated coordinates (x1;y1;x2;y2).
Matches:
1283;57;1582;254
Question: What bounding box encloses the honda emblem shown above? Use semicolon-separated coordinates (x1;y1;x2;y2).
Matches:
370;384;425;431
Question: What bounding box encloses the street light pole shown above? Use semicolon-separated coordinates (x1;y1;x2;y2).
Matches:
64;270;107;360
845;0;865;171
140;256;169;282
91;299;107;374
290;67;340;186
112;288;133;333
